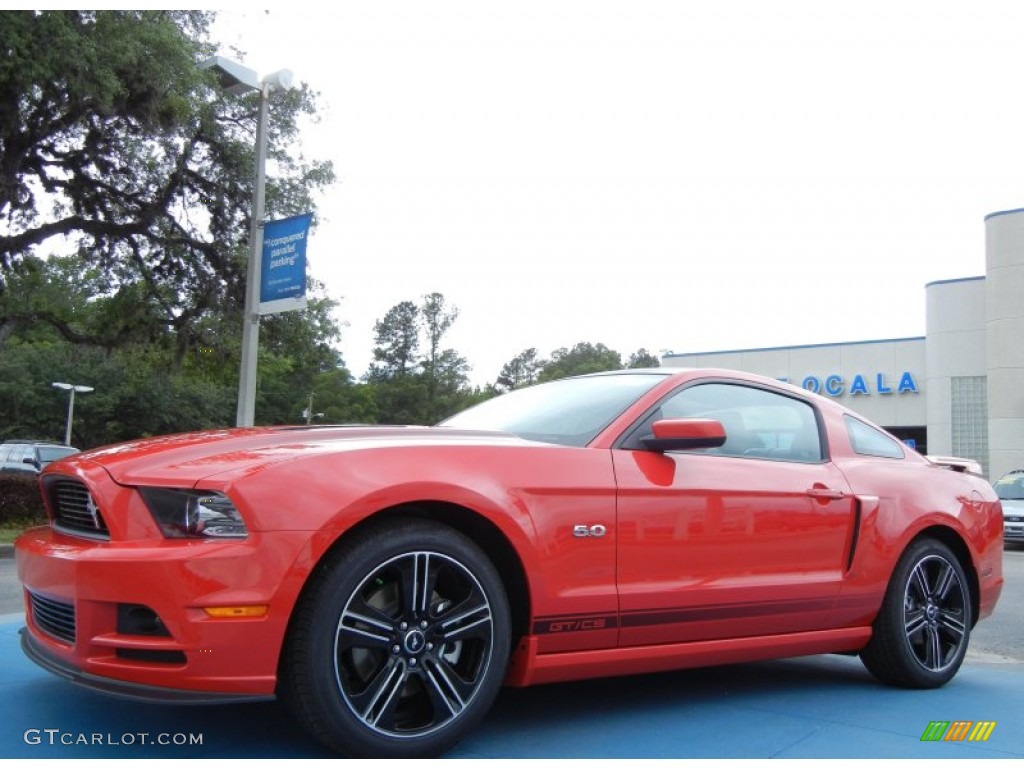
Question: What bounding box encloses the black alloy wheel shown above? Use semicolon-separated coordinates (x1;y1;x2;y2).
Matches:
860;538;971;688
281;518;511;758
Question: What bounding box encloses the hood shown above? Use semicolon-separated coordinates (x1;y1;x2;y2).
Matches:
1001;497;1024;516
45;425;520;487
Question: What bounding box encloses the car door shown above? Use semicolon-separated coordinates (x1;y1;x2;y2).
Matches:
613;381;856;647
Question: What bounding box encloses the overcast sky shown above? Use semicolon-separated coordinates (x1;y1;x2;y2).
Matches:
212;1;1024;384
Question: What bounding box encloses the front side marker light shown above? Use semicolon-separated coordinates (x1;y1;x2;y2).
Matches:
203;605;268;618
139;488;248;539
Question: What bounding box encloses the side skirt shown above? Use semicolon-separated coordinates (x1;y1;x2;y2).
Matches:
504;626;872;687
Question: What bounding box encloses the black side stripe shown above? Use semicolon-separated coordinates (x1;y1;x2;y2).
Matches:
533;596;835;635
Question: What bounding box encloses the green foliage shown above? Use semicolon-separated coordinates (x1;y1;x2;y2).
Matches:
0;474;46;523
517;344;661;385
0;11;347;441
1;10;335;366
537;342;623;382
368;301;421;381
495;348;542;392
310;369;378;424
364;293;476;424
627;348;661;368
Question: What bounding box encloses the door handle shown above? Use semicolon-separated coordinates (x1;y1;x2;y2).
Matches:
806;486;845;500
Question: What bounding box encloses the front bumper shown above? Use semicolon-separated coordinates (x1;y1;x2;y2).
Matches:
16;525;312;699
20;628;273;704
1004;517;1024;542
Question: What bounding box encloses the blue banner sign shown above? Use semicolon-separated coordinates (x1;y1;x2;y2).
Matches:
260;212;312;314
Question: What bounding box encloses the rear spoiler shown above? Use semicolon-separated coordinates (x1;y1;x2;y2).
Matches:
926;455;983;475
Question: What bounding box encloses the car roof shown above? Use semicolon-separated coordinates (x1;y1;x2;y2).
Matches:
1;440;67;446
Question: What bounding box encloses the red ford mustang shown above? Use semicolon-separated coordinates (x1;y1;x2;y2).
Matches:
16;369;1003;757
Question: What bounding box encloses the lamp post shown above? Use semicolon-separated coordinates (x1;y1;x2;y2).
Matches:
52;382;93;446
199;56;294;427
303;392;324;424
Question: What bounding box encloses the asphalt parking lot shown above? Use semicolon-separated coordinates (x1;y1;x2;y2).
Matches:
1;546;1022;758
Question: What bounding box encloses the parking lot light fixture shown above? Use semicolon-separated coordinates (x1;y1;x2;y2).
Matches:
199;56;295;428
51;382;94;446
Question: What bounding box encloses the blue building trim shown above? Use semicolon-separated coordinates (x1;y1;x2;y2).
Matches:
984;207;1024;221
662;336;926;360
925;275;984;288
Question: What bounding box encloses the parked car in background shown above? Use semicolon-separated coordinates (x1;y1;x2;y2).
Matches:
994;470;1024;543
16;369;1004;758
0;441;79;475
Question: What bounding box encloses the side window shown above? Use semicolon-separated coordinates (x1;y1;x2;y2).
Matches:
845;415;905;459
634;383;823;462
0;445;11;466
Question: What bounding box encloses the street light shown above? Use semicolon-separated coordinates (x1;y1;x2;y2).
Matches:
199;56;295;427
303;392;324;424
52;382;93;446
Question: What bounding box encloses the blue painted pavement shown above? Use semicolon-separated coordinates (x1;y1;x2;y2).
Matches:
1;613;1021;759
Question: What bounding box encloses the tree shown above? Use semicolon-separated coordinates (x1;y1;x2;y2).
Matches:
495;348;542;391
309;368;378;425
0;11;334;365
363;293;477;424
366;300;426;423
419;293;469;421
367;301;420;380
0;12;342;439
421;293;458;377
538;342;623;382
627;348;661;368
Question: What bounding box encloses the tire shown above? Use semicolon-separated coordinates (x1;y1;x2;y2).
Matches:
280;518;511;758
860;538;971;688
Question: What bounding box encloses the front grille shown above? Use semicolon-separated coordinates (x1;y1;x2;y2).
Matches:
49;479;109;539
29;592;76;644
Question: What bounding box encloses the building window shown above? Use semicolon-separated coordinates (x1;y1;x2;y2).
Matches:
951;376;988;474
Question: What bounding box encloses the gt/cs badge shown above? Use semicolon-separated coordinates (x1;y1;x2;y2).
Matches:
572;524;607;538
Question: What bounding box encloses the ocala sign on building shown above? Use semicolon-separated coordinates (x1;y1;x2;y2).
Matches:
786;372;920;398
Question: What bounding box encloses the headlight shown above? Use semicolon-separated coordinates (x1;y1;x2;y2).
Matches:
139;488;248;539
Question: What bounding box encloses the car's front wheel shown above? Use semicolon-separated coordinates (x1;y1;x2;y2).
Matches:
860;538;972;688
280;518;511;758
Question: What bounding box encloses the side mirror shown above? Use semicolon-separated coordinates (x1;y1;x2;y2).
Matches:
640;418;727;452
23;456;40;468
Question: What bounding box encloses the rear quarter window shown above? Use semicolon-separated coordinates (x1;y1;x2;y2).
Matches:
845;415;905;459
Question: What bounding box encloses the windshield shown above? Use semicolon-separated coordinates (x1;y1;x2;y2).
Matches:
995;473;1024;501
441;373;666;447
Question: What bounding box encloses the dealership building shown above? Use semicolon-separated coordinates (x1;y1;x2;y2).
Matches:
662;207;1024;481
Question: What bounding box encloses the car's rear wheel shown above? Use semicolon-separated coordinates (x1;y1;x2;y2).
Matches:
280;518;511;758
860;538;971;688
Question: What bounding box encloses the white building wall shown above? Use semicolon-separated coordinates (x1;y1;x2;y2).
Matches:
924;277;987;461
986;209;1024;480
